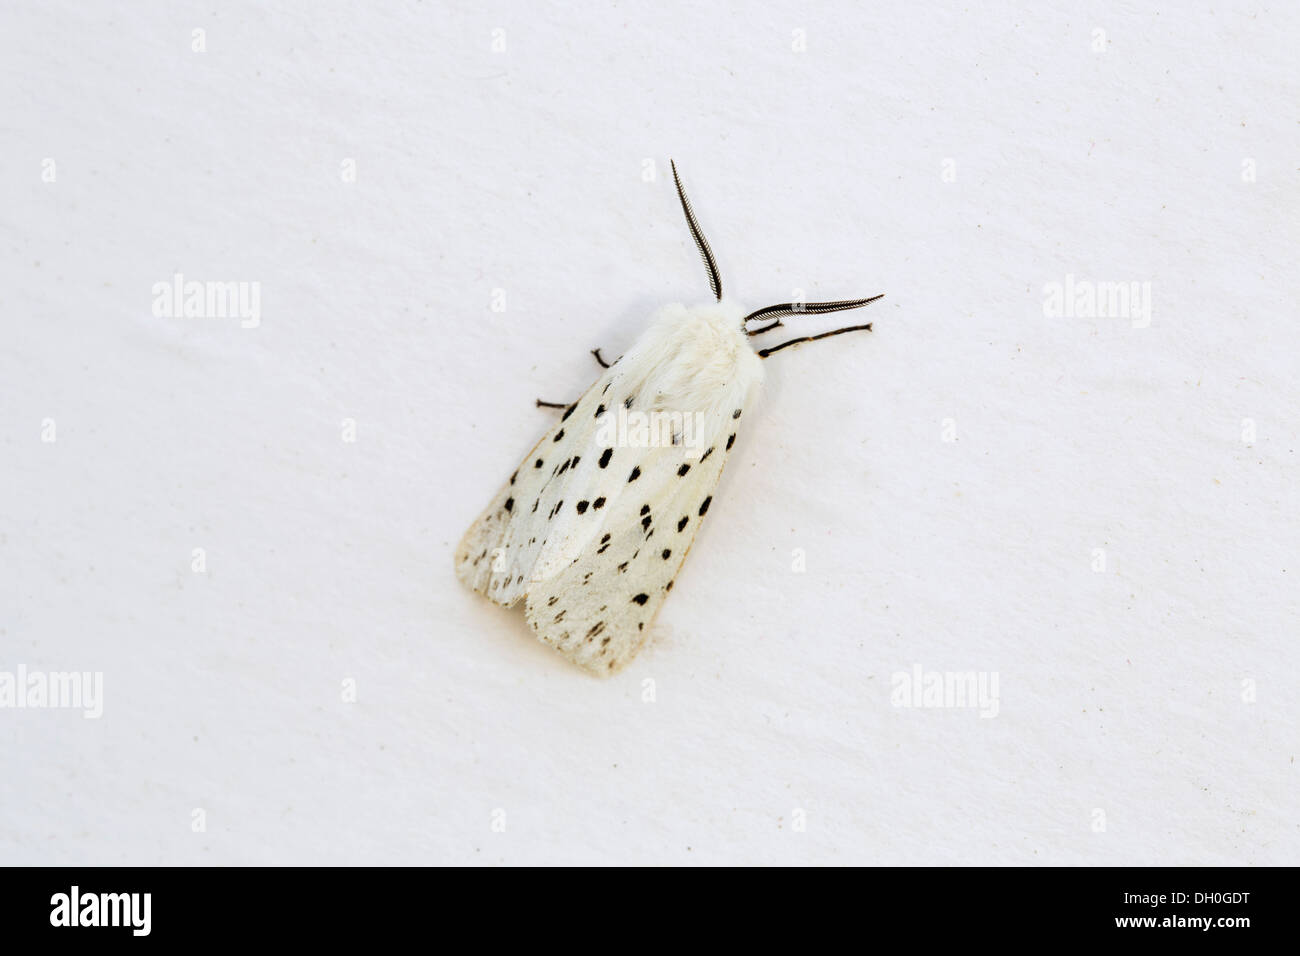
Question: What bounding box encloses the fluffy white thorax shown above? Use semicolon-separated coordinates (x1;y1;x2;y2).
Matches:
613;301;764;423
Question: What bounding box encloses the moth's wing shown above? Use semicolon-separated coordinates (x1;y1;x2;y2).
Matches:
455;367;617;607
458;301;760;676
523;426;736;676
453;454;534;605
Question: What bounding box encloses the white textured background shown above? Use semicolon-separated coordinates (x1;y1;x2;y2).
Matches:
2;1;1296;865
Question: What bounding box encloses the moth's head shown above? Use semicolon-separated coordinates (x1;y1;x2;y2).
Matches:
669;160;883;358
683;299;748;338
649;301;750;361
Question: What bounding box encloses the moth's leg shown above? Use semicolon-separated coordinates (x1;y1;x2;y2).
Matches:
538;348;615;408
757;323;873;358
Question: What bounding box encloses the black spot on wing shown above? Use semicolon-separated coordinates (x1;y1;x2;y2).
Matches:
599;449;612;468
632;593;649;605
628;466;641;482
677;516;688;532
699;496;712;516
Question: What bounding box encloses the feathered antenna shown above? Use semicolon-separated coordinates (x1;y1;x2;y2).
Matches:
670;160;722;302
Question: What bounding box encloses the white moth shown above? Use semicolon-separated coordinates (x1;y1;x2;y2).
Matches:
456;161;883;675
